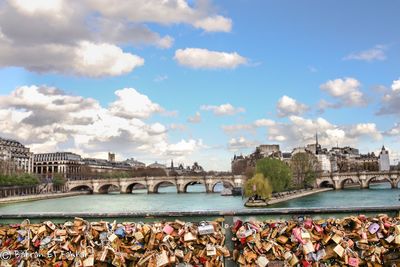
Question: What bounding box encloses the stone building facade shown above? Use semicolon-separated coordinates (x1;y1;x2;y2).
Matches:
0;137;33;173
33;152;82;180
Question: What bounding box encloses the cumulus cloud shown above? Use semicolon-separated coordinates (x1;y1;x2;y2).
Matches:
376;78;400;115
0;0;232;76
193;15;232;32
174;48;247;69
276;95;309;117
319;77;367;112
385;123;400;136
223;115;383;151
228;137;258;151
85;0;232;33
343;45;386;62
109;88;163;119
0;85;202;160
222;118;275;134
187;112;202;123
201;103;245;116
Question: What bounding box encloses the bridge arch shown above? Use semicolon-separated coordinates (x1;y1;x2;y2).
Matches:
124;182;147;194
211;180;235;193
96;183;120;194
153;181;177;193
182;180;206;193
366;176;391;188
319;180;334;188
340;177;360;189
69;185;93;193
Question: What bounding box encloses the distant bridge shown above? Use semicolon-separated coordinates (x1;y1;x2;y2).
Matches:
67;175;245;194
316;171;400;190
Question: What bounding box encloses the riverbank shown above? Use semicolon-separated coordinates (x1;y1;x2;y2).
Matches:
0;191;90;204
267;187;333;205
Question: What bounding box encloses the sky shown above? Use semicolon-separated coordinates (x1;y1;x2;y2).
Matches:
0;0;400;171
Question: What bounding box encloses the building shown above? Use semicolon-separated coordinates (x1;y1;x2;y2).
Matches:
108;152;115;163
33;152;82;180
231;144;282;174
81;157;133;177
124;158;146;169
0;137;33;173
148;161;167;169
378;146;390;171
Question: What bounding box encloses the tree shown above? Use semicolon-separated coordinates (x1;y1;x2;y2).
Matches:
52;173;67;186
244;173;272;199
255;158;292;192
290;152;320;188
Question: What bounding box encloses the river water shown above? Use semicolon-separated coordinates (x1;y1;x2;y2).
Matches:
0;183;398;214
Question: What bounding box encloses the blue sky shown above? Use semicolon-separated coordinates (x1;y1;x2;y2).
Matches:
0;0;399;170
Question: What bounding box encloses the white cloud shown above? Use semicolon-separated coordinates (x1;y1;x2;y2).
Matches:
392;78;400;91
154;74;168;82
276;95;309;117
194;15;232;32
319;77;367;111
228;137;258;151
343;45;386;62
222;124;256;134
376;78;400;115
0;0;232;76
254;119;275;127
74;42;144;77
109;88;163;119
85;0;232;33
9;0;64;16
223;115;383;152
348;123;382;140
0;85;202;161
187;112;202;123
201;103;245;116
386;123;400;136
174;48;247;69
0;41;144;77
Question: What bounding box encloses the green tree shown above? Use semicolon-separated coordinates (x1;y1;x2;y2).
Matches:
0;173;39;187
52;173;67;186
255;158;292;192
244;173;272;199
290;152;320;188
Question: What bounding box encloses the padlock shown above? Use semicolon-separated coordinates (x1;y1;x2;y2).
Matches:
206;244;216;256
162;224;174;235
333;244;345;257
156;249;169;267
256;255;269;267
368;223;380;234
198;222;215;235
183;231;196;242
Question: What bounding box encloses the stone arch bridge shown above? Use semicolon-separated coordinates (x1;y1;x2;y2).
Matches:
316;171;400;190
67;175;245;194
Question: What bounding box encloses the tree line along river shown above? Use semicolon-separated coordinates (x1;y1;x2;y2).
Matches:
0;182;398;214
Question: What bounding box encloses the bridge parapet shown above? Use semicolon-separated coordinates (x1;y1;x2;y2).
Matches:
316;171;400;190
66;175;245;194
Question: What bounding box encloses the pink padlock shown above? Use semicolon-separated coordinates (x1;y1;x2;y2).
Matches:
348;257;359;267
304;219;313;229
384;222;391;229
292;227;306;244
314;224;323;233
163;224;174;235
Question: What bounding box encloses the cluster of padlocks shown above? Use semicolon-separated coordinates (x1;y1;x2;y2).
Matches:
0;218;229;266
231;214;400;266
1;215;400;266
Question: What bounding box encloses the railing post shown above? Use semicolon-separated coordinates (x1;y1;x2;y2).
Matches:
224;215;236;267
